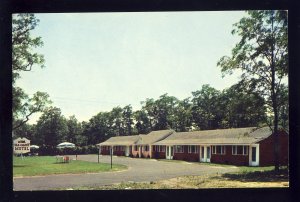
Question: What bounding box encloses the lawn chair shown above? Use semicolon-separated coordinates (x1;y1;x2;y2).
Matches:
63;156;70;163
56;155;64;163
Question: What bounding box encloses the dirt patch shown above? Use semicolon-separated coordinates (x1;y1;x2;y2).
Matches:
154;174;289;189
73;173;288;190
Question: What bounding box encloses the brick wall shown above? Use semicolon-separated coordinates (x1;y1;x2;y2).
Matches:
113;150;125;156
173;146;200;162
259;131;289;166
100;147;125;156
100;147;110;155
210;145;249;166
152;152;166;159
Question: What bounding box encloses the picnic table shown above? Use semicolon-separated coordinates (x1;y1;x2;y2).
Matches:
56;155;71;163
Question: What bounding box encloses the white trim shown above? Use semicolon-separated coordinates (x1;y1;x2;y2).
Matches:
212;145;225;155
188;145;198;153
232;145;248;155
174;145;184;153
200;145;211;162
125;146;130;156
166;146;174;159
249;144;259;166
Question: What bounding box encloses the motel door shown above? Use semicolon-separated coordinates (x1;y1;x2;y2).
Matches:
249;145;259;166
200;146;211;163
139;146;142;158
166;146;174;160
125;146;130;157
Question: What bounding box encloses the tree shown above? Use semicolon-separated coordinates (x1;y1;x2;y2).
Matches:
191;84;221;130
122;105;134;135
173;98;193;132
217;10;288;171
82;112;115;145
219;84;267;128
13;90;51;130
154;94;178;130
66;115;83;144
35;107;68;146
12;13;51;130
134;109;151;134
140;98;157;130
13;123;37;143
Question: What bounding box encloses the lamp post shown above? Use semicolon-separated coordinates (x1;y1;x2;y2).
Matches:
110;147;113;169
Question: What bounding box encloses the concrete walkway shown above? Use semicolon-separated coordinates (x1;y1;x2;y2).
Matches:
13;155;238;190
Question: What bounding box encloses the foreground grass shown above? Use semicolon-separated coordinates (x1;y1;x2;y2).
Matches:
13;156;127;177
67;166;288;190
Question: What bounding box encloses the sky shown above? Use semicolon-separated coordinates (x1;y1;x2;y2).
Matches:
16;11;247;124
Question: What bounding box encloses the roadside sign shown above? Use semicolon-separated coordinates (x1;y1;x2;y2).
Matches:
13;137;30;154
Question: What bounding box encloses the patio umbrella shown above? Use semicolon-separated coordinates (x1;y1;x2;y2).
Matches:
57;142;76;149
30;145;39;149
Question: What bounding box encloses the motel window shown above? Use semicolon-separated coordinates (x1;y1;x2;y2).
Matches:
156;146;161;152
144;145;149;151
188;145;198;153
134;145;138;151
212;146;225;155
244;146;248;155
154;146;165;152
232;146;248;155
175;145;184;153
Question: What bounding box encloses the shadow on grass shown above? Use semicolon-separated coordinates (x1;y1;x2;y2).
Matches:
53;162;71;164
13;165;27;167
214;168;289;182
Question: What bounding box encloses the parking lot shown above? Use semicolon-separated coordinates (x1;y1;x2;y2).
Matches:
13;154;238;190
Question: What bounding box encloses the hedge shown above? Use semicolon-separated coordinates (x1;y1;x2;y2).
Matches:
26;145;99;156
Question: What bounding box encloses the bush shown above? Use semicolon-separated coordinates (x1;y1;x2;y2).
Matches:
34;145;99;155
38;145;59;156
87;145;98;154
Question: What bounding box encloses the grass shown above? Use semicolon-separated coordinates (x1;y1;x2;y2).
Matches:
13;156;127;177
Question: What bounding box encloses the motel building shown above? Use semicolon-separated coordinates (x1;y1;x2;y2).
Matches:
97;130;173;158
97;126;288;167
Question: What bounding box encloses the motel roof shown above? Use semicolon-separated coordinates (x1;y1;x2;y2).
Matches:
97;130;174;146
97;135;140;146
135;130;174;145
153;127;275;146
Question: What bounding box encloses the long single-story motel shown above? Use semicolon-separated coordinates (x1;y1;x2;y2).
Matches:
97;127;288;166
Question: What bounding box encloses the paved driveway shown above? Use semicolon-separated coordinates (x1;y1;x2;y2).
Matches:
13;155;238;190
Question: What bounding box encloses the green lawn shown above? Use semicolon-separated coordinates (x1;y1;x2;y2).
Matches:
13;156;127;177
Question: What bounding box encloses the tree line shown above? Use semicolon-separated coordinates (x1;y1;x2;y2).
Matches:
13;82;288;147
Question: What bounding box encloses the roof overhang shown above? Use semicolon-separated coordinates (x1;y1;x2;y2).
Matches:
153;143;254;146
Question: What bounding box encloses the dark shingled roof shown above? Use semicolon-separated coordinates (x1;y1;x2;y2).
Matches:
153;127;274;145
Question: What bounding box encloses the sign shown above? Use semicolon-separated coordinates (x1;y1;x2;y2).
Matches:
13;138;30;154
